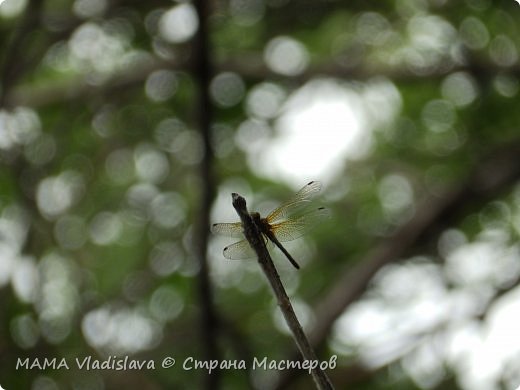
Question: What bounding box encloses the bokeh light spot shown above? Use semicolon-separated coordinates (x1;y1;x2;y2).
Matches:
210;72;246;108
159;4;199;44
73;0;107;18
149;285;184;322
149;241;184;276
229;0;265;26
421;99;456;133
246;82;286;119
54;215;87;250
493;74;519;97
82;306;162;354
10;314;39;349
264;36;309;76
441;72;478;107
378;174;414;219
134;144;170;184
489;35;518;67
459;16;489;50
145;70;178;102
105;148;135;184
36;171;85;220
24;133;56;166
89;212;123;246
0;0;28;18
12;257;39;303
150;192;187;229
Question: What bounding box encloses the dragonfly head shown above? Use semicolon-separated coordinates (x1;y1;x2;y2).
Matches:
231;193;246;206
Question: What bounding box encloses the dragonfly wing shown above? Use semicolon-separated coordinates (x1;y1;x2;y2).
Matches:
222;236;272;260
266;181;322;223
223;240;255;259
211;222;244;238
270;207;330;242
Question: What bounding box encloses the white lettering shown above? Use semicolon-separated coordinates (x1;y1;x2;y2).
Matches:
208;360;218;374
183;357;194;370
76;356;89;369
16;358;30;370
16;358;69;370
253;357;267;370
192;359;218;374
251;356;338;372
328;355;337;370
286;360;301;370
183;358;247;372
76;356;155;370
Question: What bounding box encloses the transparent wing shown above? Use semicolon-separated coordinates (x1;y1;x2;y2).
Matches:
211;222;243;238
223;240;255;259
222;236;273;260
270;207;330;242
266;181;322;223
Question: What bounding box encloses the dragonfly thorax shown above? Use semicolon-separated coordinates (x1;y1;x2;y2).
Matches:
250;211;272;235
250;212;264;227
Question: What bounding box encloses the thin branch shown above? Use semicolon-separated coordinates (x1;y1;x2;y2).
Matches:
230;193;334;390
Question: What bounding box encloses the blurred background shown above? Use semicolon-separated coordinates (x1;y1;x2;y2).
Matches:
1;0;520;389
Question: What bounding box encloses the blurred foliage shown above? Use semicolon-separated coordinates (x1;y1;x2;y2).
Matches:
1;0;520;389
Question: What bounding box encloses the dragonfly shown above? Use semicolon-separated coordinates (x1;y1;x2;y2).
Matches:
211;181;329;269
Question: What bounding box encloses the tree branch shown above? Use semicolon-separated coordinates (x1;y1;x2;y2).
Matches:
230;193;334;390
8;53;520;108
0;0;45;106
192;0;221;389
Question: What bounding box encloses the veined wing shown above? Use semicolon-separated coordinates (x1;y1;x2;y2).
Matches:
223;240;254;259
266;181;322;223
222;236;272;260
270;207;330;242
211;222;243;238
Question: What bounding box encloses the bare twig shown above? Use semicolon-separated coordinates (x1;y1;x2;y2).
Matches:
231;192;334;390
